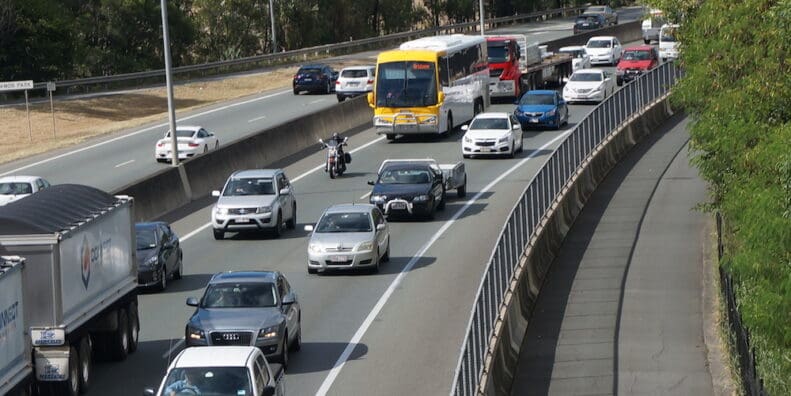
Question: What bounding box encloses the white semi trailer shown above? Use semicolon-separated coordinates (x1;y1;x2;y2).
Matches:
0;184;139;396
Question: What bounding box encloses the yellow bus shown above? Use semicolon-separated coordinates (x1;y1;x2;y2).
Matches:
367;34;490;140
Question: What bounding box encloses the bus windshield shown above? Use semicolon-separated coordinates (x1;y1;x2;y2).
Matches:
375;61;438;108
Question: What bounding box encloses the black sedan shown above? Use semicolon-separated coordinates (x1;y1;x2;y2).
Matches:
573;14;607;35
135;221;182;291
293;63;339;94
368;162;446;219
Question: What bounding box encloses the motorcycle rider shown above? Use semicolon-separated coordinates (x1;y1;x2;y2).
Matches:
326;132;348;172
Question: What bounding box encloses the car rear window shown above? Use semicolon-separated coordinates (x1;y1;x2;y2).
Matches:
341;69;369;78
299;67;322;74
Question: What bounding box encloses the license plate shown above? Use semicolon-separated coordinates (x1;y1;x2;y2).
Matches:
347;82;359;86
391;202;407;210
582;23;590;27
481;147;494;153
530;118;539;123
236;217;250;223
304;78;312;81
330;255;349;262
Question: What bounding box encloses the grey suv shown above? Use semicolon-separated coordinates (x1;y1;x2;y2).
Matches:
184;271;302;368
212;169;296;240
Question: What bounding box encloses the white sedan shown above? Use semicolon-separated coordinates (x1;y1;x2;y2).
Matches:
585;36;623;65
0;175;51;206
558;46;592;72
155;126;219;163
461;112;523;158
562;69;617;103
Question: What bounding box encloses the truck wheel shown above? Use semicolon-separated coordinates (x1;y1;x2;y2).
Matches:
127;303;139;353
78;336;92;393
385;133;396;141
109;309;130;360
213;229;224;240
65;346;81;396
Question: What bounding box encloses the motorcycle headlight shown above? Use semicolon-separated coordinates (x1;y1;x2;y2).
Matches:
546;108;556;116
357;241;374;251
309;243;323;253
145;255;159;266
215;207;228;215
258;325;278;340
464;135;473;143
370;195;386;203
413;195;430;202
256;206;272;214
498;135;511;144
187;327;205;341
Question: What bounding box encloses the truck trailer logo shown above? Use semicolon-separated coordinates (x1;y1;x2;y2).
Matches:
81;236;92;288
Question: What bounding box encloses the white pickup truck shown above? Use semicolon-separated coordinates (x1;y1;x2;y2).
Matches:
145;346;285;396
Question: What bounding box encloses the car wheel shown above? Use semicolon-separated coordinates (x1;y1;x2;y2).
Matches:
325;81;331;94
293;88;299;95
438;191;446;210
385;134;396;141
290;321;302;352
214;141;219;150
272;212;283;238
508;143;515;158
78;336;92;393
173;251;183;280
203;145;208;154
337;94;344;102
278;334;289;369
370;249;381;274
463;154;471;159
213;229;224;240
156;267;167;291
286;203;297;229
382;240;390;262
307;266;318;274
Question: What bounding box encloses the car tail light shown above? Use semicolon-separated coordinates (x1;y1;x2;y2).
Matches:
188;142;200;147
367;79;374;84
157;143;164;147
336;80;340;85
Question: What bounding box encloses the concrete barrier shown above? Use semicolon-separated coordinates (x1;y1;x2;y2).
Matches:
480;95;677;395
115;95;372;221
543;20;642;52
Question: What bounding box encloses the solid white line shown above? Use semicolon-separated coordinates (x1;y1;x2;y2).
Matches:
309;99;324;105
359;191;371;200
161;339;185;360
179;135;387;241
114;159;135;168
315;131;571;396
0;90;290;177
248;115;267;123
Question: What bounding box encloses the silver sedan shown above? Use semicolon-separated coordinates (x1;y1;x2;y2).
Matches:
305;204;390;274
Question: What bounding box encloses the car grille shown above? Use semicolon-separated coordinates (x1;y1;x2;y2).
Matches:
476;141;496;147
574;88;592;93
523;112;543;117
325;260;353;266
325;246;354;252
228;208;257;215
210;331;252;346
489;69;503;78
386;195;414;202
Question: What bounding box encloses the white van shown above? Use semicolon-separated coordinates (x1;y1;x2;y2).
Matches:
659;24;680;61
641;9;666;44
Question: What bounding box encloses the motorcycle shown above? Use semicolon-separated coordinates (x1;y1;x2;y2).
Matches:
319;137;350;179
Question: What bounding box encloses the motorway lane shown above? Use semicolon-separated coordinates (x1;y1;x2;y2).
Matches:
0;7;644;192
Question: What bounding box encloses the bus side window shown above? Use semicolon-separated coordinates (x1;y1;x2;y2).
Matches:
439;56;449;86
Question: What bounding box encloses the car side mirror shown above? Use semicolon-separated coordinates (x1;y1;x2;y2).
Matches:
460;125;469;131
279;187;291;195
376;223;386;231
304;224;314;232
212;190;220;197
262;385;276;396
143;388;156;396
186;297;199;307
367;180;376;186
367;92;375;108
282;293;296;305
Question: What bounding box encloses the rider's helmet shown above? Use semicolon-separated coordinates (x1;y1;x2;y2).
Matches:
332;132;340;140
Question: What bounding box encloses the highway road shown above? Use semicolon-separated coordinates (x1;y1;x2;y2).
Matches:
0;8;645;193
4;7;653;396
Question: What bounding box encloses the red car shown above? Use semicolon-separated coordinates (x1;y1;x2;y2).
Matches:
615;45;659;85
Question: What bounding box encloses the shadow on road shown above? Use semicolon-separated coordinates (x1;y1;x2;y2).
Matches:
286;342;369;374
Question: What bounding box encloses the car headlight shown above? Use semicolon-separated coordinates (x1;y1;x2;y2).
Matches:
419;115;437;124
256;206;271;214
592;84;604;92
370;195;386;203
215;207;228;215
309;243;323;253
546;109;556;116
413;195;430;202
464;135;473;143
144;255;159;266
514;109;523;115
187;327;205;341
357;241;374;251
258;325;278;340
498;135;511;143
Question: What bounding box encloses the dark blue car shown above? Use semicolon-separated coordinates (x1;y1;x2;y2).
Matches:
367;162;446;219
293;63;339;95
514;90;569;130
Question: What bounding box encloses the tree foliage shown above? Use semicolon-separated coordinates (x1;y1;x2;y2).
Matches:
649;0;790;393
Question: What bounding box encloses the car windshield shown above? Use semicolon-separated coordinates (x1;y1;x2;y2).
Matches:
299;67;322;75
560;48;585;58
165;130;196;138
576;16;601;25
623;50;651;61
378;168;432;185
570;72;603;82
316;212;372;233
136;228;158;250
0;182;32;195
201;282;277;308
520;94;555;105
223;178;275;196
160;367;252;396
587;40;612;48
487;44;509;63
469;117;509;130
375;61;438;107
661;27;677;42
341;69;368;78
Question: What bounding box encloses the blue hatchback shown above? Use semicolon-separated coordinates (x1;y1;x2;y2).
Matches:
513;90;569;130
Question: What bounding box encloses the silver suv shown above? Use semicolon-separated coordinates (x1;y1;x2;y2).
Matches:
211;169;296;240
335;65;375;102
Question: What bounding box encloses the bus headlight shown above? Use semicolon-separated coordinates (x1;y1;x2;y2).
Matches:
374;116;392;125
419;116;437;124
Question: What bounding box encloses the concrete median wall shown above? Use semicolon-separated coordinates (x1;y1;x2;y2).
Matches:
543;20;642;52
482;96;676;395
115;95;372;221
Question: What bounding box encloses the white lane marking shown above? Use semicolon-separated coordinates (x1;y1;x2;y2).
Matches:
0;90;290;177
248;115;267;123
161;339;185;360
179;135;386;241
359;191;371;200
315;131;571;396
114;159;135;168
309;99;324;105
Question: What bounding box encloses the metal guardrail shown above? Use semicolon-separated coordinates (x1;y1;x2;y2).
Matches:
25;6;584;94
451;62;682;395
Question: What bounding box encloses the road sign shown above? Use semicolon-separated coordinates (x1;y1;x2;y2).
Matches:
0;80;34;92
47;82;56;92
